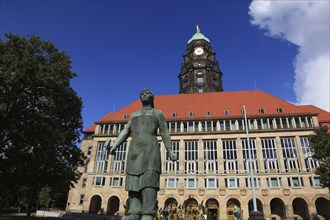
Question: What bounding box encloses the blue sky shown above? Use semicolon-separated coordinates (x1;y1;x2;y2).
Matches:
1;0;329;130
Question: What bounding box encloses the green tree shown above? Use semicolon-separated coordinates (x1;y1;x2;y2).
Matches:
0;33;85;216
38;186;52;209
309;126;330;190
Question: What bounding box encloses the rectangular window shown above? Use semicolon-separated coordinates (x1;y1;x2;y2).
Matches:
93;176;105;187
306;158;320;172
165;178;179;188
223;139;238;174
82;178;87;188
225;178;239;188
285;158;300;172
265;159;279;173
245;178;261;188
184;141;198;174
165;141;180;174
310;176;321;187
281;137;300;172
300;137;314;158
197;77;204;84
87;146;92;155
203;140;218;174
261;138;277;159
95;142;108;173
225;160;238;174
230;121;236;131
281;137;298;158
184;178;199;188
242;139;259;173
109;177;123;187
111;143;127;174
187;122;194;132
261;138;279;172
79;195;84;205
288;176;303;188
242;139;257;159
223;139;237;160
170;122;180;133
301;137;320;172
267;177;282;188
84;161;90;173
204;178;219;188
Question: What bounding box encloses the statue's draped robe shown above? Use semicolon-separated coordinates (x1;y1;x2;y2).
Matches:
125;109;161;192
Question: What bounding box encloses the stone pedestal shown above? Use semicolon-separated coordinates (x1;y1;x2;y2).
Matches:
248;211;264;220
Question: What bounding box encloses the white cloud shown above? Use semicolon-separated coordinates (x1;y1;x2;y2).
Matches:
249;0;330;111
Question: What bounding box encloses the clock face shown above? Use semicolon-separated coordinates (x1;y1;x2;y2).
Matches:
194;47;204;55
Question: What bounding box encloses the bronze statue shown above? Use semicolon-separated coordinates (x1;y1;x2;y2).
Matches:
108;89;177;220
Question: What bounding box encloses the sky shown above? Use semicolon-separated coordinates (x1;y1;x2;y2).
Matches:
1;0;329;131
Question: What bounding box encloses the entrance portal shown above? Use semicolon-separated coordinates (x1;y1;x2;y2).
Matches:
107;196;120;215
89;195;102;214
227;199;241;220
206;199;219;220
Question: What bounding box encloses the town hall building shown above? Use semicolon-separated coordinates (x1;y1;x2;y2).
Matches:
67;27;330;220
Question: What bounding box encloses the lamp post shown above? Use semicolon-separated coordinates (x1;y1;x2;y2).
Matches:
243;106;264;220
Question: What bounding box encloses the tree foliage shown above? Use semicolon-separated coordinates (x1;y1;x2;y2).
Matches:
38;187;52;209
309;126;330;190
0;34;85;215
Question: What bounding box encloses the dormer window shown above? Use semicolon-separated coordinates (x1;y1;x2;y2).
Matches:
206;111;212;116
224;110;229;116
277;107;283;113
189;112;194;117
123;114;129;119
259;108;265;114
172;112;177;118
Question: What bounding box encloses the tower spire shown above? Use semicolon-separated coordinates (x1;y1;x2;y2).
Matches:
196;24;200;33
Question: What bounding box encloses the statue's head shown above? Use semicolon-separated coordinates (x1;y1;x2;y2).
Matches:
140;88;154;108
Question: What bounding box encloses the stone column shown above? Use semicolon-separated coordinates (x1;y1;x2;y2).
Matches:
308;204;318;219
218;138;224;174
101;198;107;215
255;138;264;173
275;137;285;173
241;203;250;220
179;139;185;174
262;204;271;220
295;135;307;172
236;138;244;174
218;201;227;220
285;204;294;219
216;120;220;131
198;139;204;174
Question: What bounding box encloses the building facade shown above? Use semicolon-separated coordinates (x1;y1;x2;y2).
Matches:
67;28;330;220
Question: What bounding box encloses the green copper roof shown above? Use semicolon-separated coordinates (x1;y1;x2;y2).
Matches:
187;32;210;44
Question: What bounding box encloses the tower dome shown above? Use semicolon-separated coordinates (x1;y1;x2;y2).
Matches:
187;25;210;44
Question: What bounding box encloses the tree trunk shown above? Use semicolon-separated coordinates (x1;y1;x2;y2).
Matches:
26;192;37;217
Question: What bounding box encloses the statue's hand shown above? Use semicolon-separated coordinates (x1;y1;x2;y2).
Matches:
169;151;177;161
109;145;117;155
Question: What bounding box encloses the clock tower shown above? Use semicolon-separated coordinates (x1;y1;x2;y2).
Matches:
179;25;223;94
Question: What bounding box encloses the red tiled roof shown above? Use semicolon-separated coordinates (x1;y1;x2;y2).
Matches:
297;105;330;123
84;90;329;132
85;124;96;133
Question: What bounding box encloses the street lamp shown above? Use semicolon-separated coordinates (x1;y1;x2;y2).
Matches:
242;106;264;220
